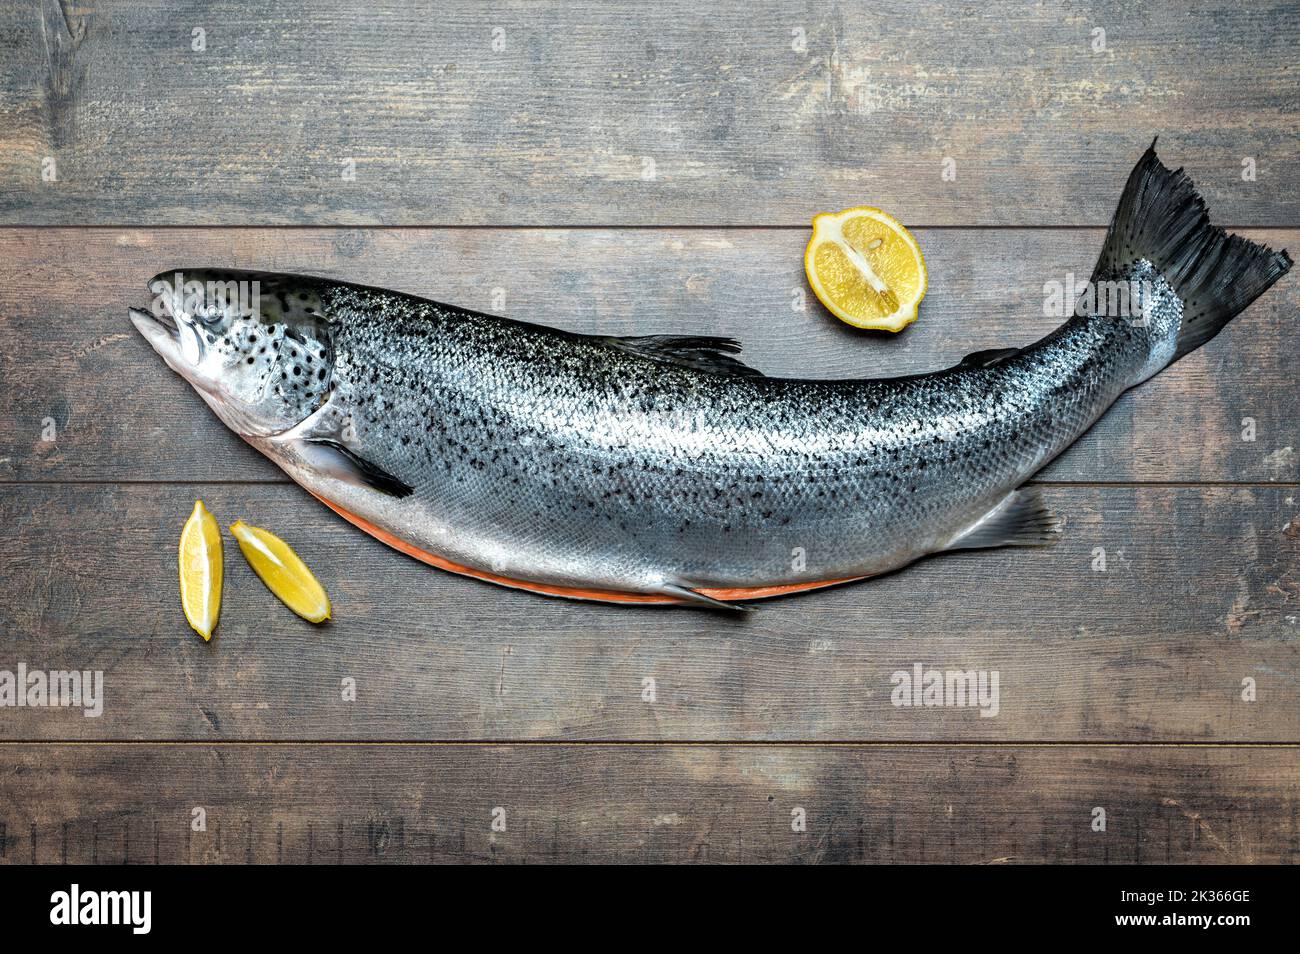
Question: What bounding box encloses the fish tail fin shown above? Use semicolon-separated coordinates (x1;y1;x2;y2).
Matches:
1092;139;1290;373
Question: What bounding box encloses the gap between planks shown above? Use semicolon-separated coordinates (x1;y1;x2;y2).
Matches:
1;224;1293;232
1;740;1297;748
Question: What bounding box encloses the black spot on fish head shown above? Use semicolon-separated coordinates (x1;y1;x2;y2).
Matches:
143;272;339;437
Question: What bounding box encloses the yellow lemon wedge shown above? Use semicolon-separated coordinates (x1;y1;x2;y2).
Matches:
805;206;928;332
230;521;331;624
179;500;223;641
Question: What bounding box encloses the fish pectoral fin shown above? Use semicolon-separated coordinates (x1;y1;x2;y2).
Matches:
291;438;414;498
659;583;757;612
944;488;1063;551
598;334;765;378
954;347;1021;370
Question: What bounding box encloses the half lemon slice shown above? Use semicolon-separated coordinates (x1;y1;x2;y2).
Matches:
230;521;331;624
179;500;223;641
805;206;927;331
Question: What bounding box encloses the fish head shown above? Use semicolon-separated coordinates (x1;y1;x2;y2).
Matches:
131;269;336;437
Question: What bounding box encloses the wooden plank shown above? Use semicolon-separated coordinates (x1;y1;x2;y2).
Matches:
0;227;1294;483
0;743;1293;863
2;1;1296;226
1;482;1295;742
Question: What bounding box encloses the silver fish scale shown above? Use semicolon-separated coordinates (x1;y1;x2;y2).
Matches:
299;284;1155;593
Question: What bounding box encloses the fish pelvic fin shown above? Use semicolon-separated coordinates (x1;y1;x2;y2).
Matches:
944;487;1062;551
1092;141;1291;368
658;583;756;613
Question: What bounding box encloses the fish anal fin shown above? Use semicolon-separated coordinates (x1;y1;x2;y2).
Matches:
599;334;765;377
945;487;1062;551
292;438;414;498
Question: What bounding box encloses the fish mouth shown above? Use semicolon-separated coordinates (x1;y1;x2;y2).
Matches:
129;306;178;356
129;305;176;340
129;305;208;388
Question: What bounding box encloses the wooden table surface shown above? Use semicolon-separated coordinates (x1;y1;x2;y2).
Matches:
0;1;1296;863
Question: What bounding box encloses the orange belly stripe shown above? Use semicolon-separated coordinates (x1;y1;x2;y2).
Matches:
310;493;864;605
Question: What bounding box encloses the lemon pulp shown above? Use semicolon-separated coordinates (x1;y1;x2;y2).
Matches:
230;520;331;624
805;206;928;332
179;500;223;641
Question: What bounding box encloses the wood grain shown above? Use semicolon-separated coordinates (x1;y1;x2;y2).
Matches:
1;1;1296;225
0;227;1294;483
0;743;1294;863
1;482;1295;742
2;1;1296;866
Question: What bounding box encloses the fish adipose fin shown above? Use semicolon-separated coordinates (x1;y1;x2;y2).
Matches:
598;334;765;377
955;347;1020;370
944;488;1062;551
1094;139;1291;364
291;438;414;498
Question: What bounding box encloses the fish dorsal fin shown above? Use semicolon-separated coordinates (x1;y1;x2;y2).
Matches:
597;334;765;378
955;347;1020;370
